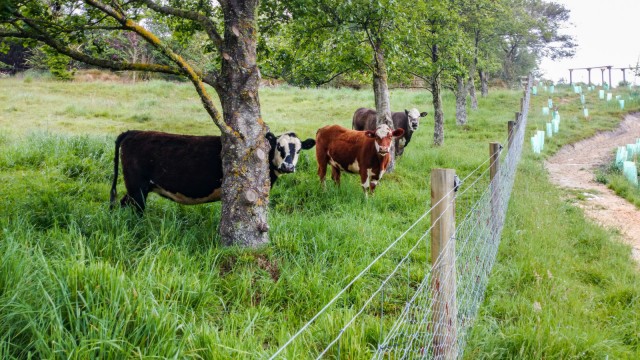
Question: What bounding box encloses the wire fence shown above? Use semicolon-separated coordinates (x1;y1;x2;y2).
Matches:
270;75;532;359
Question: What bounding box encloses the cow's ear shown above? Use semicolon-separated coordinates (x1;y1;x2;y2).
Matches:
265;132;277;148
301;138;316;150
405;109;409;116
364;130;376;138
420;112;428;117
392;128;405;137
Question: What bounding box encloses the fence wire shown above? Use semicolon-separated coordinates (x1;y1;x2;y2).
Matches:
270;76;532;359
373;76;531;359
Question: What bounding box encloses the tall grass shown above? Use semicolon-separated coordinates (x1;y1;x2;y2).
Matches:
0;77;639;358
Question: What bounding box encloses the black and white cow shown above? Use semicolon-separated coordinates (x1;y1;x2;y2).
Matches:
352;108;428;156
110;130;315;212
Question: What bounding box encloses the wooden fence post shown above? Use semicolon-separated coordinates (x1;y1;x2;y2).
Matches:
490;143;501;243
430;168;457;359
508;121;515;149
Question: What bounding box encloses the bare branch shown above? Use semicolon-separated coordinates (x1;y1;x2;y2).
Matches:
311;68;354;87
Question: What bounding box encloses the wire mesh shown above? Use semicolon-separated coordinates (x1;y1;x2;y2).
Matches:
270;76;533;359
372;75;532;359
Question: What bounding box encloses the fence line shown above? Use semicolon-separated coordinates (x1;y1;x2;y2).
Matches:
270;75;532;359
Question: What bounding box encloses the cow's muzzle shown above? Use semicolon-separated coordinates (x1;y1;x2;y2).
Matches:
410;123;419;131
278;163;295;173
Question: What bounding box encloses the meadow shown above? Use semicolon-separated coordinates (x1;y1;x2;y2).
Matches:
1;74;639;359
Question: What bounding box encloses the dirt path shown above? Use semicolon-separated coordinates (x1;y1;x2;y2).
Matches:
545;113;640;265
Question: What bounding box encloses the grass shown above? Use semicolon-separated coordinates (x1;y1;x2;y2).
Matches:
0;76;639;359
596;160;640;210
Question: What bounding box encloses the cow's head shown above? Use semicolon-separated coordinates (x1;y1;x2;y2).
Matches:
405;108;429;131
266;132;316;174
365;124;405;156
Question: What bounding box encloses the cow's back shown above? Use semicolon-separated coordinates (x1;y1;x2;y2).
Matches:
120;131;224;200
352;108;377;130
391;111;409;133
316;125;373;170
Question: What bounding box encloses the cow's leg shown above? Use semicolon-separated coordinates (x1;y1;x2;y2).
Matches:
331;165;341;186
318;164;327;189
369;177;379;194
120;193;145;212
360;169;371;194
316;148;328;189
121;171;149;213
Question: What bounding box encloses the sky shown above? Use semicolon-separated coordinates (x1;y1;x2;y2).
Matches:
538;0;640;86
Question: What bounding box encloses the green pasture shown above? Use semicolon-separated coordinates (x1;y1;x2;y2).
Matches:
0;75;639;359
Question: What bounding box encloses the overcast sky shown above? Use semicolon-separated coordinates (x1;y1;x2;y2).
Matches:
538;0;640;86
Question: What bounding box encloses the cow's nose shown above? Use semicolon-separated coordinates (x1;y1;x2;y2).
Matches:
281;163;295;172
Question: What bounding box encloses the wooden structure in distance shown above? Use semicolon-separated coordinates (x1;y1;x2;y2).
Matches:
568;65;635;87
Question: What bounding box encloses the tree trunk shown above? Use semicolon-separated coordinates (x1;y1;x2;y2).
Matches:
372;46;395;171
432;75;444;146
467;71;478;110
468;42;478;109
455;75;467;126
431;44;444;146
218;0;270;247
479;68;488;97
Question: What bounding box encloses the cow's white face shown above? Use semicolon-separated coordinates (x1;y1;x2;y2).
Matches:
366;124;405;156
267;132;316;174
405;108;428;131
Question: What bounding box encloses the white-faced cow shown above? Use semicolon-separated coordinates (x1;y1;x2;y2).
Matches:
352;108;428;156
315;124;404;194
110;130;315;212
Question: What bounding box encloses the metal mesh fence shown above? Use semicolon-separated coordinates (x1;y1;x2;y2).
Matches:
270;76;532;360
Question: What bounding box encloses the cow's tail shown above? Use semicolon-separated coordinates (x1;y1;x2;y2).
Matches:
110;131;134;209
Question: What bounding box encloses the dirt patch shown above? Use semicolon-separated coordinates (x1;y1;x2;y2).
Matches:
545;113;640;265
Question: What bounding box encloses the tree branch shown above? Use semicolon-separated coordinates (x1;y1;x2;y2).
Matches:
136;0;223;51
311;68;353;87
83;0;232;136
2;26;183;75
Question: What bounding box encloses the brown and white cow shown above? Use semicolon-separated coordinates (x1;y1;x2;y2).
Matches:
352;108;428;156
110;130;315;212
315;124;404;194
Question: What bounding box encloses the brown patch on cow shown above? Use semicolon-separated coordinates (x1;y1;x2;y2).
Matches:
152;186;222;205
